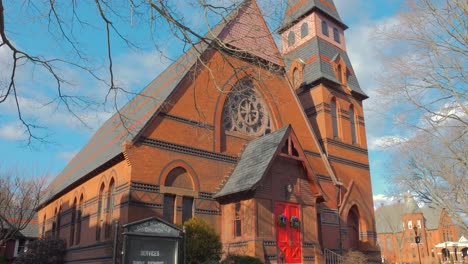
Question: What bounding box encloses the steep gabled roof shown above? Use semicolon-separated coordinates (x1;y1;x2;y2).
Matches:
214;126;290;199
41;0;284;206
279;0;346;33
421;207;443;230
375;196;425;234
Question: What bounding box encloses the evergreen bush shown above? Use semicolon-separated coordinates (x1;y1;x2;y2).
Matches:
13;237;65;264
184;218;222;264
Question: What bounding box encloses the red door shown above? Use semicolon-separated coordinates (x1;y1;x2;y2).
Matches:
275;202;301;263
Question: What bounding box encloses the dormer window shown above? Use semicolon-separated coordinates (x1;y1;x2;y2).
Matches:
288;31;296;47
322;21;329;36
333;28;340;43
301;23;309;38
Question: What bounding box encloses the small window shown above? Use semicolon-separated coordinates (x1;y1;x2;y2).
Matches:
76;195;83;245
349;106;357;144
408;220;413;229
288;31;295;47
163;194;176;224
417;220;421;228
293;68;300;89
301;23;309;38
182;196;194;224
333;28;340;43
386;236;392;251
96;184;105;241
234;202;242;237
321;20;329;36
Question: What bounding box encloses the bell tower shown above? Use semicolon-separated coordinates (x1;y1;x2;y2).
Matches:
279;0;369;158
279;0;379;257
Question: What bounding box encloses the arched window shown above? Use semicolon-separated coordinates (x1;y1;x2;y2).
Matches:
52;209;57;238
96;184;105;241
222;78;272;137
76;195;83;245
288;31;295;47
70;198;77;245
163;167;194;224
105;179;115;239
333;27;340;43
337;64;343;83
300;23;308;38
331;98;339;138
42;214;46;237
349;106;357;144
293;68;301;89
321;20;329;36
56;206;62;239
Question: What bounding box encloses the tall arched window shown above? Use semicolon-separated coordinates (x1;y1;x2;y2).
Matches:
337;64;343;83
321;20;329;36
70;198;77;245
349;106;357;144
42;214;46;237
105;179;115;239
52;208;57;237
76;195;83;245
300;23;308;38
331;98;339;138
288;31;295;47
56;206;62;239
96;184;105;241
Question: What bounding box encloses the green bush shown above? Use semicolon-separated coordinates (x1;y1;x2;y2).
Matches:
221;254;263;264
13;237;65;264
184;218;222;264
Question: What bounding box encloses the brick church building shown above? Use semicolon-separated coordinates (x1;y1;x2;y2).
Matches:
38;0;380;263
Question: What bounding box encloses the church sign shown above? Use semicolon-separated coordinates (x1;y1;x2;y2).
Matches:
123;217;184;264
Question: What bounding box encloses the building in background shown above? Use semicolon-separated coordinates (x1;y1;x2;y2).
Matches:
376;195;464;263
37;0;380;263
0;216;38;264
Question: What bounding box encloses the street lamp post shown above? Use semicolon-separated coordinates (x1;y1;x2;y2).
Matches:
413;226;422;264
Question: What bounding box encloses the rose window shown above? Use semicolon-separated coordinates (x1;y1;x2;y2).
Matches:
222;79;272;136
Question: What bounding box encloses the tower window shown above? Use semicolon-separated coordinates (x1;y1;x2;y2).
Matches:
331;98;339;138
349;106;357;144
321;21;329;36
288;31;295;47
333;28;340;43
301;23;308;38
337;64;343;83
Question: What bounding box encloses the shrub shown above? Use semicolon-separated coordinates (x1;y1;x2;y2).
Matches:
184;218;222;264
343;250;369;264
221;254;263;264
13;237;66;264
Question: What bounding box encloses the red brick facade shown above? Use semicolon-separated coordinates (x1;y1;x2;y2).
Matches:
38;1;379;263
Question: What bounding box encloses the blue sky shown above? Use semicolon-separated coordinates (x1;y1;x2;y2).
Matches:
0;0;406;207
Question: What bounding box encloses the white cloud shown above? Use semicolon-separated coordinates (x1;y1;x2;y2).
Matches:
373;194;397;209
57;150;79;162
0;122;27;141
368;135;407;150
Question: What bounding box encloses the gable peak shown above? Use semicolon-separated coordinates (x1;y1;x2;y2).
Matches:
279;0;346;33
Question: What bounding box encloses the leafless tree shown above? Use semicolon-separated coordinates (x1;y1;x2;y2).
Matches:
0;0;286;144
375;0;467;232
0;166;46;248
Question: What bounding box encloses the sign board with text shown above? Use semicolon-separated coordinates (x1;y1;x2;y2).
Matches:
123;217;184;264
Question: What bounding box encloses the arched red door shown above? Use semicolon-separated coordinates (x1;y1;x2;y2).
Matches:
275;202;301;263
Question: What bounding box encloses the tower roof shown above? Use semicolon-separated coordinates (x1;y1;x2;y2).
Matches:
279;0;347;33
